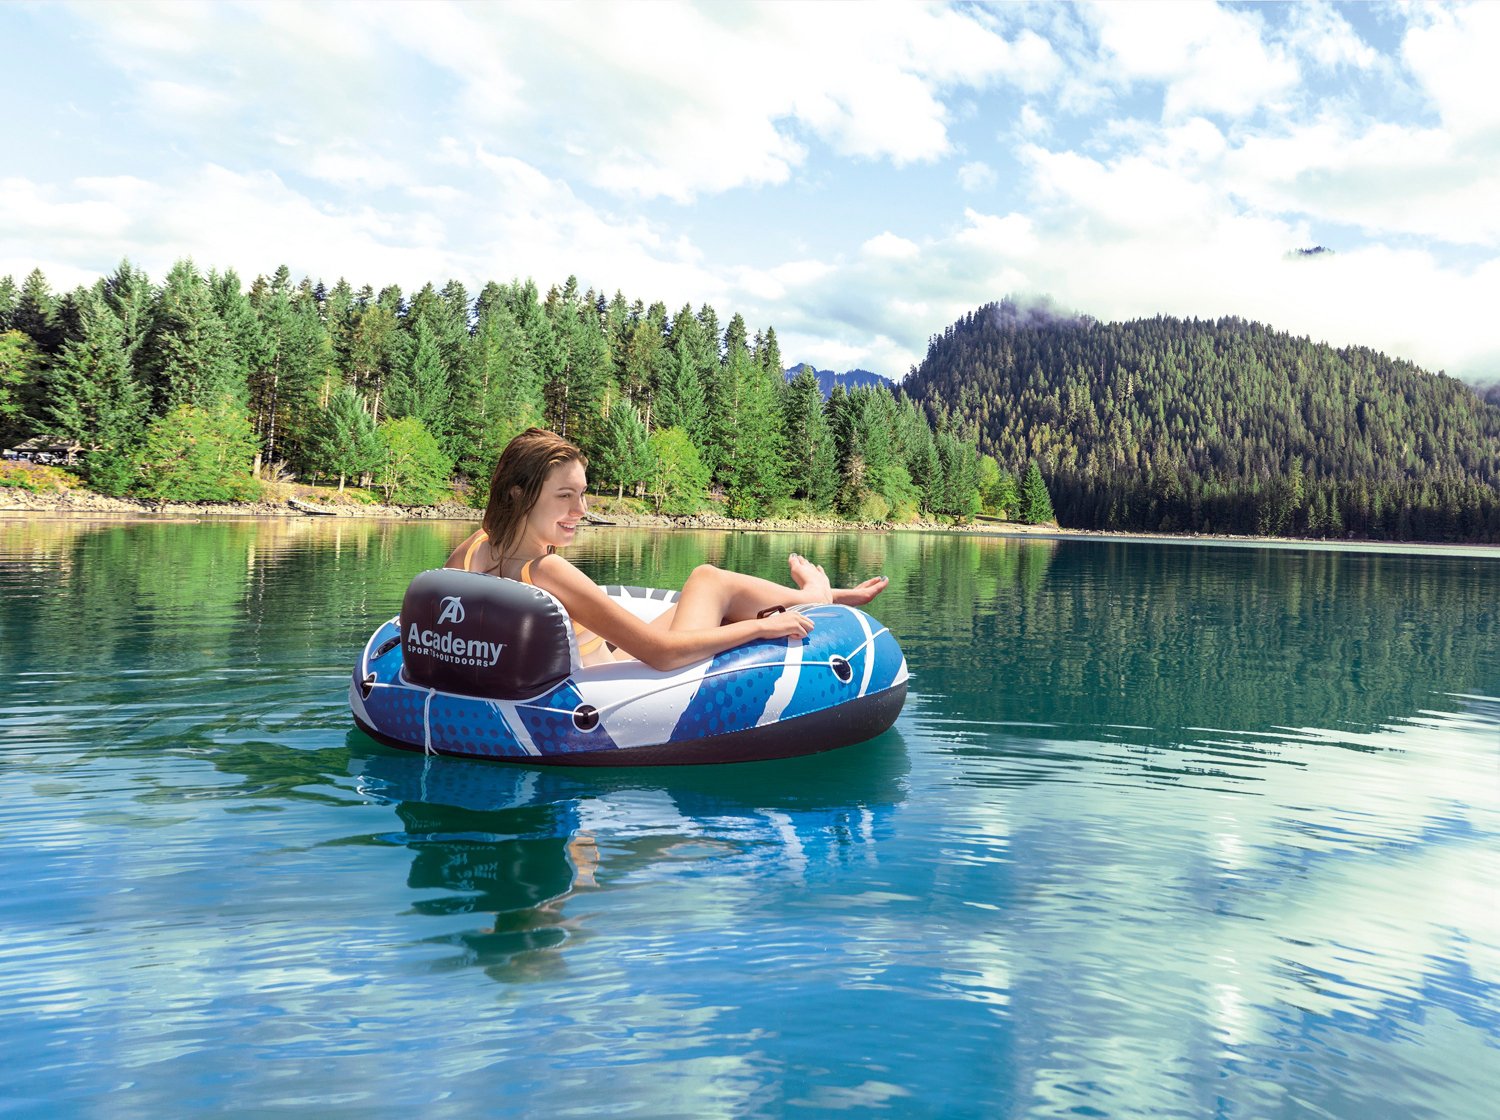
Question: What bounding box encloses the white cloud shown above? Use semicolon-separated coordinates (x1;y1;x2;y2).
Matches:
955;210;1038;257
1402;1;1500;137
369;0;1062;201
1024;144;1227;238
72;0;217;56
862;233;921;261
1082;0;1300;118
0;176;142;248
140;78;236;119
76;0;406;148
1225;118;1500;246
1281;2;1380;71
2;165;476;295
304;146;414;191
1017;103;1050;138
958;161;998;192
436;148;721;305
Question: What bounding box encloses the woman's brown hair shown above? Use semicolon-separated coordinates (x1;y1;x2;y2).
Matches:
480;428;588;555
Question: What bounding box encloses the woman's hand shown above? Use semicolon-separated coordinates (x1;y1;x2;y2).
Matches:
756;608;814;642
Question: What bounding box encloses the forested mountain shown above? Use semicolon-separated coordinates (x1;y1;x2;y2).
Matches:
900;300;1500;541
783;364;891;399
0;263;1016;524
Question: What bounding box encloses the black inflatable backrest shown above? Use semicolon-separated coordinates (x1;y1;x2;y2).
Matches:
400;568;579;700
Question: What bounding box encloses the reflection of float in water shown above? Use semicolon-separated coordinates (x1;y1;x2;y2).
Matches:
350;731;912;980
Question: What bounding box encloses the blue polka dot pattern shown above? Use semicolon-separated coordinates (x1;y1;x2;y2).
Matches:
670;639;787;741
780;607;868;721
515;681;620;755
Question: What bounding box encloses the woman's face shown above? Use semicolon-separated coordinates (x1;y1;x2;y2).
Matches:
521;458;588;551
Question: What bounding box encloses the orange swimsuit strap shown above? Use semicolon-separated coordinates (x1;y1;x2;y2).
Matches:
517;555;606;657
461;535;604;656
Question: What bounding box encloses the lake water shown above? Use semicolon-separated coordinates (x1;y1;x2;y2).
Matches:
1;518;1496;1119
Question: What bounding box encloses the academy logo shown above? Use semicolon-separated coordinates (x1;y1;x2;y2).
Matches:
437;596;465;625
407;622;505;668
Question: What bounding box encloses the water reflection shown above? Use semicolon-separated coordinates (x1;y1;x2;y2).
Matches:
923;693;1500;1118
351;732;911;983
882;537;1497;768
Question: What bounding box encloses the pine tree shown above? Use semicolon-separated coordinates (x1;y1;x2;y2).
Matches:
712;344;788;517
756;325;783;379
384;314;450;439
0;276;18;331
99;260;154;370
509;280;564;426
544;295;610;452
45;292;149;468
436;279;473;377
620;302;667;422
782;366;838;508
214;270;263;465
321;278;356;391
143;259;242;411
1020;461;1056;524
450;297;543;484
722;313;749;367
347;293;398;423
11;269;61;355
246;269;333;475
51;287;89;355
658;338;708;446
309;385;380;491
660;304;712;449
597;402;651;498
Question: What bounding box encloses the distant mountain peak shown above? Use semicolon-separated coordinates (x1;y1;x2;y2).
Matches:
784;363;891;399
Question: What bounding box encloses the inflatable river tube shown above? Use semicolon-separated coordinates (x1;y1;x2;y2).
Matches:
350;567;908;766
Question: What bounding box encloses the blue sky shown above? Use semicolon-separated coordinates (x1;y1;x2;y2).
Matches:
3;1;1498;385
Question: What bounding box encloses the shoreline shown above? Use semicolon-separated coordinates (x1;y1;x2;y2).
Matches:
0;487;1034;536
3;489;1496;555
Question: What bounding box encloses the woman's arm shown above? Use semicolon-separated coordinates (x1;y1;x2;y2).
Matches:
530;554;813;672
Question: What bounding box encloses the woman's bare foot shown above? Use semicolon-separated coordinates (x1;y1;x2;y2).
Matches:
789;554;888;607
787;553;834;603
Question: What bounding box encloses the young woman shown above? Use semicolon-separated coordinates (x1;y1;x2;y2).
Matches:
445;428;888;672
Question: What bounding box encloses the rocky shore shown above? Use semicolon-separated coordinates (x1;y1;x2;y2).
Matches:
0;479;1030;536
0;483;466;522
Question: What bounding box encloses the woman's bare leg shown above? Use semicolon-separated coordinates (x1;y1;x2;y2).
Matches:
656;554;887;631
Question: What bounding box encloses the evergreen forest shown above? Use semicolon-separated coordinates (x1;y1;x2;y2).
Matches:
5;265;1497;542
0;263;1022;523
900;301;1500;542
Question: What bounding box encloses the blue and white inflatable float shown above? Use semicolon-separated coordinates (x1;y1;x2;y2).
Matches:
350;568;908;765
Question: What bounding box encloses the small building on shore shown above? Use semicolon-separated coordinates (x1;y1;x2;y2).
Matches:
2;437;89;465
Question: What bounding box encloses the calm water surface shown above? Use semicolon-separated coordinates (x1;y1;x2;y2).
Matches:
1;518;1496;1119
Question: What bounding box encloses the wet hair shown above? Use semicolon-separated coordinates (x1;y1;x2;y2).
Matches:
481;428;588;554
